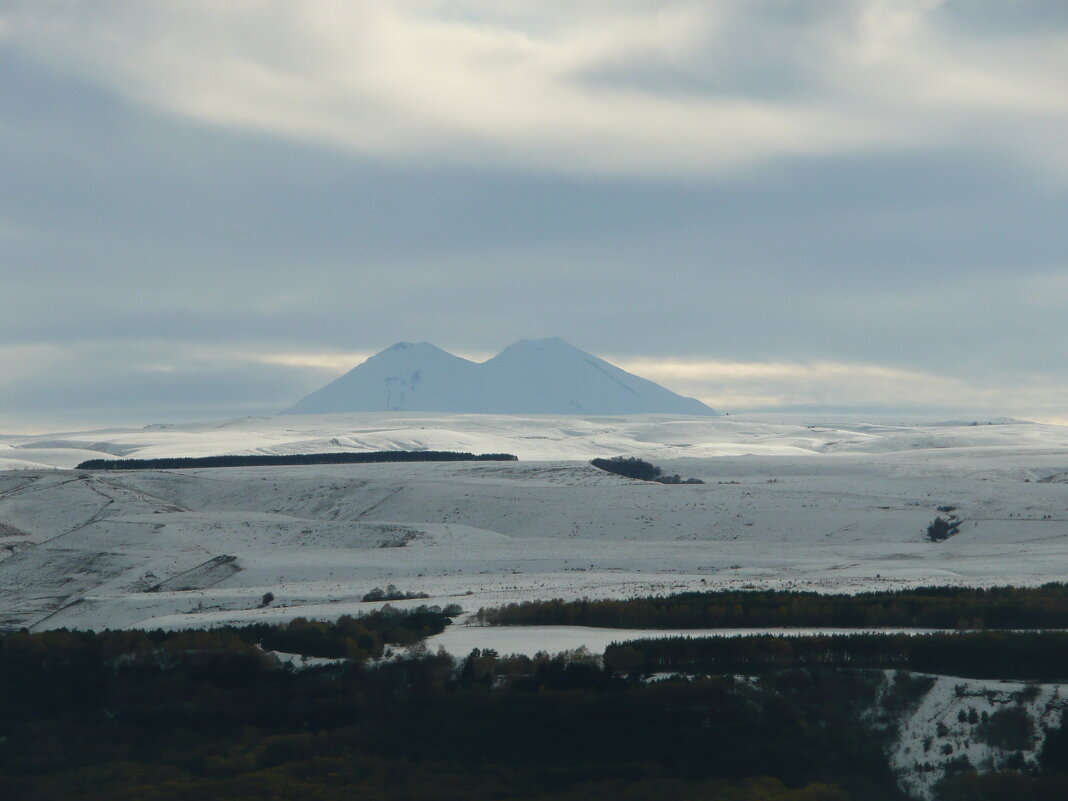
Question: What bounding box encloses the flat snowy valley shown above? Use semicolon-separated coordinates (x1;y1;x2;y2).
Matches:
3;413;1068;642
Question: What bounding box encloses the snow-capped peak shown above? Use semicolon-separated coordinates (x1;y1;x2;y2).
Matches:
283;339;716;416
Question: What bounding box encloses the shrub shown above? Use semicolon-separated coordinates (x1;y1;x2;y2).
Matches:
980;707;1034;751
927;516;959;542
362;585;430;603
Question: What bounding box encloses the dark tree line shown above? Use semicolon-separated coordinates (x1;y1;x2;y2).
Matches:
475;583;1068;631
603;631;1068;682
76;451;519;470
0;604;457;666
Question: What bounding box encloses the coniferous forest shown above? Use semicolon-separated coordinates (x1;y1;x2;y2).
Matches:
475;583;1068;631
6;608;1068;799
0;620;882;801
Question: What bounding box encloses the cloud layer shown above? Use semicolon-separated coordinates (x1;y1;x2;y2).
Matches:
1;2;1066;430
3;0;1067;176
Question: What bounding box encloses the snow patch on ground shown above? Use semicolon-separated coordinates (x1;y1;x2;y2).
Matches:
424;624;954;658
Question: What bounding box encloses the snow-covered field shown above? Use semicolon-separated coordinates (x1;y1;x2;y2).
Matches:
422;625;957;659
2;413;1068;636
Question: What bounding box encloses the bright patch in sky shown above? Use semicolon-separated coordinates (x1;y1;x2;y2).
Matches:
3;1;1067;176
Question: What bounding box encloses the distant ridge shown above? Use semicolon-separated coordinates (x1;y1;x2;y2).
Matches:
283;338;717;416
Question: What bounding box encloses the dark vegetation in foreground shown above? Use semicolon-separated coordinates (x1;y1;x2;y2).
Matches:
0;620;884;801
475;583;1068;630
590;456;704;484
7;620;1068;800
75;451;519;470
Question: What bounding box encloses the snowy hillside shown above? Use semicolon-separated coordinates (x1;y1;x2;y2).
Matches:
3;413;1068;633
887;673;1067;799
283;338;716;415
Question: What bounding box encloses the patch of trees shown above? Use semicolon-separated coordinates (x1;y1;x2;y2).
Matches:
977;706;1035;752
602;631;1068;682
248;605;460;659
0;605;458;667
927;515;961;542
75;451;519;470
590;456;704;484
361;584;430;602
474;583;1068;631
0;629;909;801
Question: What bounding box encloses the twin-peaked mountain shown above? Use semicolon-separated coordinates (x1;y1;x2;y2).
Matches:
283;338;716;416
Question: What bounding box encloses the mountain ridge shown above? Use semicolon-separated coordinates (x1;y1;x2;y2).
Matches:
283;338;716;416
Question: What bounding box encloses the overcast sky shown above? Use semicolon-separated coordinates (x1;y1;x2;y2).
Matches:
2;0;1067;432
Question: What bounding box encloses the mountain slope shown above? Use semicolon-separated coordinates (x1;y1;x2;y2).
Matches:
284;342;480;415
283;338;716;415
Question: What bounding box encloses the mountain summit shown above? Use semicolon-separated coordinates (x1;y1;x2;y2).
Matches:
283;338;716;416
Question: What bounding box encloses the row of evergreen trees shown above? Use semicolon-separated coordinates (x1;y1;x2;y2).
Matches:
77;450;518;470
475;583;1068;631
603;631;1068;682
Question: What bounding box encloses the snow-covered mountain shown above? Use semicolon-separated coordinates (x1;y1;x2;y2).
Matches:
283;338;717;415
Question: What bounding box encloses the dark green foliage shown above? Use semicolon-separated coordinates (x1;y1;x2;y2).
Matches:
11;622;1068;800
1039;709;1068;771
0;606;456;673
475;583;1068;630
75;451;518;470
603;631;1068;682
881;671;937;717
979;707;1035;751
361;584;430;602
249;606;455;658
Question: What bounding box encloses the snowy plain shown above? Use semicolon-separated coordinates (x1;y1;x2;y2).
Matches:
2;412;1068;639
